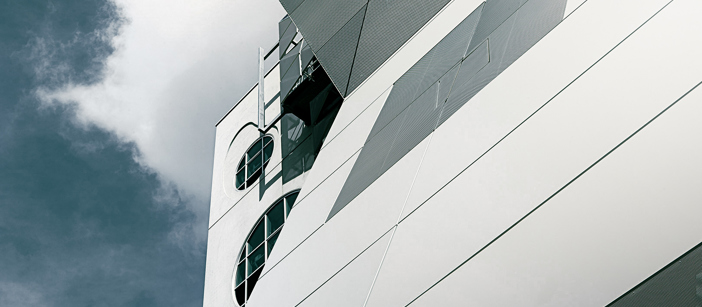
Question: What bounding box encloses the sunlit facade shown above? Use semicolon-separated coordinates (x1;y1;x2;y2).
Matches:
204;0;702;306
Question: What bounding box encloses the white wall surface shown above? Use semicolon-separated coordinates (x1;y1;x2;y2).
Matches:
207;0;702;306
367;0;702;305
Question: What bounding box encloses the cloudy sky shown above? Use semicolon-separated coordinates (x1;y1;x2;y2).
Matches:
1;0;284;305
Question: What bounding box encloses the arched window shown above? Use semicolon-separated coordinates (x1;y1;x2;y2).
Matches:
234;191;300;306
236;135;274;190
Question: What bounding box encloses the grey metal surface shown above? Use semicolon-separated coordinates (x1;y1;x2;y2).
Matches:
300;43;314;70
346;0;451;95
280;0;305;14
329;0;565;222
414;5;483;100
467;0;526;54
438;39;491;125
609;243;702;307
279;43;301;81
327;111;404;220
289;0;368;52
280;43;301;101
366;53;433;141
440;0;565;125
279;16;297;59
315;5;367;97
366;4;482;141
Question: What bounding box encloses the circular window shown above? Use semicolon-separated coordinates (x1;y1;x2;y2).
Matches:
234;191;299;306
236;135;274;190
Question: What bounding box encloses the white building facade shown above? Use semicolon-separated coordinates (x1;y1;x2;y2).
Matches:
204;0;702;306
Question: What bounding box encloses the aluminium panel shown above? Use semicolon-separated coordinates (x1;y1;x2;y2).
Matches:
440;0;566;126
413;5;482;101
325;0;486;143
346;0;451;95
297;230;393;307
409;84;702;307
300;43;314;71
366;4;483;141
327;110;405;220
401;0;673;221
609;243;702;306
315;5;366;97
288;0;367;52
364;3;702;305
248;136;433;307
337;0;562;223
466;0;527;54
564;0;586;17
295;87;390;208
261;150;360;277
280;0;305;14
279;16;297;59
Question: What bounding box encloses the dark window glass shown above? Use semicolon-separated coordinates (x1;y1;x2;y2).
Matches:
267;231;280;255
246;268;263;299
235;283;246;306
247;245;265;276
236;170;246;189
285;193;299;213
246;169;261;187
234;190;299;306
247;222;264;252
247;152;262;176
267;201;285;236
248;140;263;159
235;135;274;190
263;142;274;161
235;261;246;286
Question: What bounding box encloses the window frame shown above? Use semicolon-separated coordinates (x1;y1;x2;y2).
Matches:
233;190;300;306
236;135;274;190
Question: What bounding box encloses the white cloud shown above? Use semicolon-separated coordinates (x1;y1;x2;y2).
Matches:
37;0;286;218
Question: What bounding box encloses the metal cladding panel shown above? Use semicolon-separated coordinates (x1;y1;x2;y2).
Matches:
289;0;368;52
366;52;434;141
249;136;431;307
327;110;405;220
467;0;527;54
402;0;675;223
408;84;702;307
364;0;702;303
381;83;440;175
280;42;301;80
414;5;483;99
280;0;305;14
346;0;451;95
280;44;301;101
297;231;392;307
261;151;361;277
498;0;567;71
300;43;314;70
315;5;367;97
330;0;563;221
279;16;297;59
609;244;702;307
366;4;482;141
440;0;565;125
439;13;515;126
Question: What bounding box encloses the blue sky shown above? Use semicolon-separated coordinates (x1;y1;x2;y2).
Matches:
0;0;283;305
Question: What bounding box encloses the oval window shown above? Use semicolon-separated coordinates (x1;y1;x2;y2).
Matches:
234;191;299;306
236;135;274;190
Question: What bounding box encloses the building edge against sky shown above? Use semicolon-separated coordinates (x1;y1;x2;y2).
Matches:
204;0;702;306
